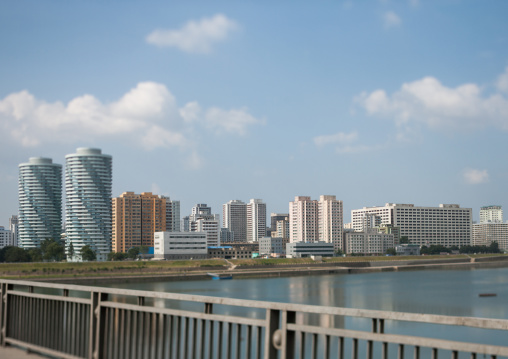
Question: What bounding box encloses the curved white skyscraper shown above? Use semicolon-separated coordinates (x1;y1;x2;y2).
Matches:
18;157;62;248
65;148;112;261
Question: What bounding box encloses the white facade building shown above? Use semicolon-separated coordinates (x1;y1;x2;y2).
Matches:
318;195;343;251
344;228;395;255
480;205;503;223
352;203;472;248
290;195;344;251
194;217;220;247
246;199;266;242
223;200;247;242
472;223;508;251
0;227;13;248
18;157;62;249
286;241;335;258
65;148;112;261
159;196;181;231
154;232;207;260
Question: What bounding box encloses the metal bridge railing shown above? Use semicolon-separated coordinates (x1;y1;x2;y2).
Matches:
1;279;508;359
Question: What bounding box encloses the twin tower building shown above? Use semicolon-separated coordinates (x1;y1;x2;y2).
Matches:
18;148;112;261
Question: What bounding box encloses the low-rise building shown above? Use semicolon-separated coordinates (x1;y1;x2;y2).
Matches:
208;245;253;259
344;228;395;255
396;244;421;256
154;232;207;260
286;241;335;258
259;236;289;257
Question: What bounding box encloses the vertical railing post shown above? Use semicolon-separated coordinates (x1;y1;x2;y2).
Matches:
281;310;296;359
0;282;5;346
1;283;12;347
264;309;281;359
90;291;107;359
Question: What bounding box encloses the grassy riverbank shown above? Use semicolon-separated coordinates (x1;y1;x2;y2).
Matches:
0;254;506;280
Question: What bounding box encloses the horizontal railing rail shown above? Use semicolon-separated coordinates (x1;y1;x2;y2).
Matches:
1;279;507;358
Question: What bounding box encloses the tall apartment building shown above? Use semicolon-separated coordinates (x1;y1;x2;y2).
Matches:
223;200;247;242
65;148;112;261
289;195;344;251
352;203;472;247
112;192;166;252
480;205;503;223
290;196;318;242
9;215;19;247
163;197;181;232
246;199;266;242
318;195;343;251
18;157;62;249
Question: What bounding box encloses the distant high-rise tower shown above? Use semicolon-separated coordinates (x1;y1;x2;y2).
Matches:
18;157;62;249
480;205;503;223
223;200;247;242
65;148;112;261
9;215;19;247
247;199;266;242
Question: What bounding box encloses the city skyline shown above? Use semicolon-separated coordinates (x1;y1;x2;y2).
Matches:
1;1;508;226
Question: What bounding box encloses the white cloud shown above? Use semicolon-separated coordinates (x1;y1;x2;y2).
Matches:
409;0;419;7
205;107;264;135
0;82;263;164
463;168;489;185
383;11;401;28
356;70;508;137
497;66;508;93
146;14;238;53
313;131;372;154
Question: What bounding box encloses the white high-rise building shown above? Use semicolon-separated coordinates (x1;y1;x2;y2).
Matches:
65;148;112;261
18;157;62;249
289;196;318;243
0;227;13;248
223;200;247;242
246;199;266;242
289;195;344;251
472;222;508;251
159;196;181;232
480;205;503;223
318;195;344;251
352;203;472;247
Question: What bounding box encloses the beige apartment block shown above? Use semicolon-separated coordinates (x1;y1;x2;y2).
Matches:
112;192;166;252
289;195;344;251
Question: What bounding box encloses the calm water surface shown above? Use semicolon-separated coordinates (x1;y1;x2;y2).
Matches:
97;266;508;353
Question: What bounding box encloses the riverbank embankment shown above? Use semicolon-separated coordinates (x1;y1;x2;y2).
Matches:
33;255;508;285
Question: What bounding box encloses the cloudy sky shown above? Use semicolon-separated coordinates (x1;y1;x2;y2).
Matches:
1;1;508;226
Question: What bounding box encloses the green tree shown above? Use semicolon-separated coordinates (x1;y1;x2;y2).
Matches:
139;245;149;255
127;247;141;259
386;247;397;256
335;249;344;256
80;245;96;261
68;242;74;260
108;251;127;261
28;248;43;262
45;242;65;261
5;247;30;262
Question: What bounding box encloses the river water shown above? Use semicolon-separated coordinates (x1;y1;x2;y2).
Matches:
97;266;508;356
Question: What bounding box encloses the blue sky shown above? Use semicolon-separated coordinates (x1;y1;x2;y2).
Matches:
1;0;508;226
